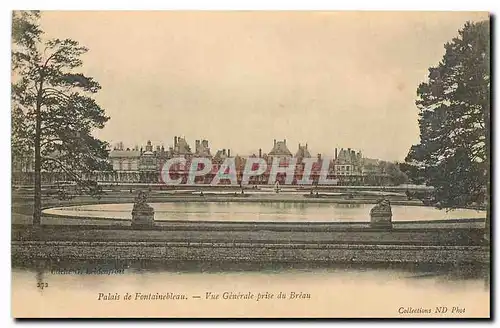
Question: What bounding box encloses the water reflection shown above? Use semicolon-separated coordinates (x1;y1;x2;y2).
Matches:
43;202;486;222
14;258;490;287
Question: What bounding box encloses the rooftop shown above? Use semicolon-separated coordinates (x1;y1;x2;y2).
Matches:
295;143;311;158
109;150;141;158
269;139;292;156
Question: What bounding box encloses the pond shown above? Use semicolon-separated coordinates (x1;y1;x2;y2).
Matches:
42;202;486;223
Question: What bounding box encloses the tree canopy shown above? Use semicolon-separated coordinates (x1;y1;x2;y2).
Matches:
11;11;111;224
404;20;490;209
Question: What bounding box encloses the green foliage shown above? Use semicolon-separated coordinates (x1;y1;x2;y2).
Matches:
398;162;425;185
404;20;490;209
384;162;409;186
12;11;111;173
362;160;408;186
11;11;111;220
12;11;42;49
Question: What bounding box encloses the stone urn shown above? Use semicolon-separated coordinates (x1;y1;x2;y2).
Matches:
370;198;392;229
131;191;155;228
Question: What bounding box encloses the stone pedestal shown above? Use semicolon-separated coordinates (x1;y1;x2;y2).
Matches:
131;207;155;228
370;211;392;229
131;191;155;228
370;199;392;229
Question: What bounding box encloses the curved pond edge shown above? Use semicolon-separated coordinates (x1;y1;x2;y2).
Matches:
38;198;485;227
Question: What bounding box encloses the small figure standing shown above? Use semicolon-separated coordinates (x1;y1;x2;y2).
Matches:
274;180;280;194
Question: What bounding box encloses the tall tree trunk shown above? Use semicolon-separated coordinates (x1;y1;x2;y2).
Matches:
485;116;490;244
483;100;490;243
33;75;43;225
33;115;41;225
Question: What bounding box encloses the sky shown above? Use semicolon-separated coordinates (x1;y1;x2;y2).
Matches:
38;11;488;161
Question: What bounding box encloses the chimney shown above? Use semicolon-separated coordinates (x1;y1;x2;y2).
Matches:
228;149;231;157
306;143;308;150
284;139;287;144
335;148;338;159
299;143;301;149
259;148;262;158
274;139;276;146
174;136;178;147
195;140;200;152
223;149;226;156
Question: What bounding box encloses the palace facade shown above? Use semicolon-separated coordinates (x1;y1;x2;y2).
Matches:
12;137;394;186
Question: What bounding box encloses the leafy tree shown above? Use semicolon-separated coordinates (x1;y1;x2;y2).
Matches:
12;11;111;225
363;160;408;186
398;162;425;185
404;20;490;211
384;162;408;186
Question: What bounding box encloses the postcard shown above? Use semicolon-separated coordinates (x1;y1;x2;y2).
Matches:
11;11;490;318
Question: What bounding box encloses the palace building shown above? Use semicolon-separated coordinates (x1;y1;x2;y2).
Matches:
11;137;396;186
295;143;312;160
268;139;293;162
333;148;363;176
